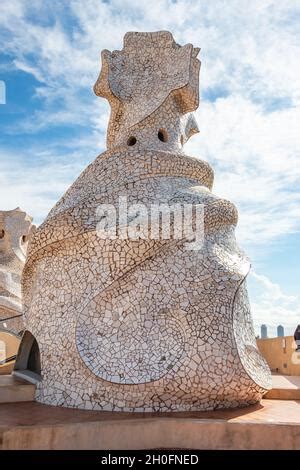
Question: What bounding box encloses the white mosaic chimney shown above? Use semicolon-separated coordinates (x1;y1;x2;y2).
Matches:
19;31;271;411
0;208;34;335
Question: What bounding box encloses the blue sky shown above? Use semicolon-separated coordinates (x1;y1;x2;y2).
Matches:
0;0;299;337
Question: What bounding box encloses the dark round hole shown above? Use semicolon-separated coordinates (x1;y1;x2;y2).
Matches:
158;129;168;143
22;235;27;243
0;230;4;239
127;136;137;146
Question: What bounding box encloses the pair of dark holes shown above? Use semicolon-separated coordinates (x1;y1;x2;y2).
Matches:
0;230;27;242
127;129;168;146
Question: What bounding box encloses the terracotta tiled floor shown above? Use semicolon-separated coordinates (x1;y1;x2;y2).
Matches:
1;399;300;450
0;398;299;427
1;376;300;449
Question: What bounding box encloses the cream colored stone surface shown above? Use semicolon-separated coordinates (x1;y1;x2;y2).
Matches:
0;208;34;335
22;31;271;411
1;400;300;450
0;374;35;403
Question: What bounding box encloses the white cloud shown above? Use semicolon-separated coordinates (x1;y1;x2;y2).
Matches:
186;96;300;246
0;147;94;224
249;271;300;337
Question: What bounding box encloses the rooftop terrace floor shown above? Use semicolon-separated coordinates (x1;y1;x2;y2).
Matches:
1;397;300;449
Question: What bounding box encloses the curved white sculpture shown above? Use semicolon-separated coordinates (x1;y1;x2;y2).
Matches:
21;31;271;411
0;208;34;334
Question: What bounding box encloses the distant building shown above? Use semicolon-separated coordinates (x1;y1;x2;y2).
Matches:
277;325;284;337
261;324;268;339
